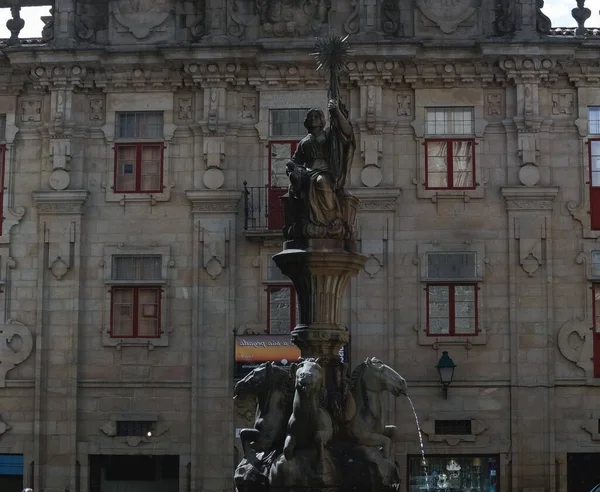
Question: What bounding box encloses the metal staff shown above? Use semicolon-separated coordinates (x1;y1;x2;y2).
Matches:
312;33;352;191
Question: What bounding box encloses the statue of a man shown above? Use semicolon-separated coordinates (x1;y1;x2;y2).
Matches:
285;100;356;240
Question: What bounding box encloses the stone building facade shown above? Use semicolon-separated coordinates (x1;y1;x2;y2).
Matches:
0;0;597;491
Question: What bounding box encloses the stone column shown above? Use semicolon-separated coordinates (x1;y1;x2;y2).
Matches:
501;186;558;492
31;190;88;492
186;189;241;492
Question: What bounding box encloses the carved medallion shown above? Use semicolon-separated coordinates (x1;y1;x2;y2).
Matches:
417;0;480;33
112;0;172;39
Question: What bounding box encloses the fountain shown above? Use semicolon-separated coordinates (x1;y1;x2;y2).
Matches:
234;34;415;492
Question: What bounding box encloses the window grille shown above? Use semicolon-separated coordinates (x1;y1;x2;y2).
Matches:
426;107;474;135
116;420;156;437
434;419;472;435
427;252;477;280
269;109;310;137
112;255;162;281
116;111;163;139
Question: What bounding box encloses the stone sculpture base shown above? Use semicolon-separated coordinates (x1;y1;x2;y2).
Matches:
235;241;404;492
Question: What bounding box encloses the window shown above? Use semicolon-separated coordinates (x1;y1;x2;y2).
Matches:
114;112;164;193
426;252;478;336
593;284;600;378
116;421;155;437
588;108;600;229
434;419;472;435
408;455;499;492
266;254;298;334
110;255;162;338
264;109;309;230
267;285;297;334
593;251;600;277
270;109;309;138
427;284;477;335
425;108;475;190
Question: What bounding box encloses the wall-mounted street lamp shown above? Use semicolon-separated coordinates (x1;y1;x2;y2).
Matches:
435;351;456;399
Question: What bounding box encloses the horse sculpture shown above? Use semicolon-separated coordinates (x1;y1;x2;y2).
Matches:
283;358;333;459
233;362;294;468
345;357;407;458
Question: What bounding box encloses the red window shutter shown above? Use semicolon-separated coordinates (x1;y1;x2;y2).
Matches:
590;141;600;230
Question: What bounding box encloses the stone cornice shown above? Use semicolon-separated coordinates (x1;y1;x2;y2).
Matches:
185;189;241;214
32;190;89;215
501;186;559;211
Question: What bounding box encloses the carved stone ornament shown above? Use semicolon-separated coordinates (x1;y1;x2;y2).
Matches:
535;0;551;34
76;0;108;41
416;0;481;34
382;0;402;36
256;0;329;37
89;97;104;121
111;0;172;39
0;320;34;388
557;317;592;378
20;99;42;123
494;0;514;35
0;416;11;438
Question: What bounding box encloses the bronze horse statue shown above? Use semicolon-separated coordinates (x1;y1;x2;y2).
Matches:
234;362;294;468
283;358;333;460
344;357;407;458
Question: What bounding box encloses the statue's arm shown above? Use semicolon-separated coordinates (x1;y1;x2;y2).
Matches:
328;100;353;140
290;140;306;165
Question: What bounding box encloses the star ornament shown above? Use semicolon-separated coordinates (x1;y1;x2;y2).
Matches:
311;33;353;76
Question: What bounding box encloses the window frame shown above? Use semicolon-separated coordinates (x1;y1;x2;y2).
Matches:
593;283;600;378
102;97;174;205
416;242;487;347
424;138;477;191
101;246;172;348
110;285;162;339
588;138;600;230
113;142;165;194
0;145;6;236
425;282;478;337
266;283;297;334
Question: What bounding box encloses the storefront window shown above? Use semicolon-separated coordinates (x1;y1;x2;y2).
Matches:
408;455;499;492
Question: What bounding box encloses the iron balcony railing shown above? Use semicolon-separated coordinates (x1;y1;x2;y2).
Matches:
243;182;286;232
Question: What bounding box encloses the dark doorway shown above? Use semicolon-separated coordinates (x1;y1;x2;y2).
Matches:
89;455;179;492
0;454;24;492
567;453;600;492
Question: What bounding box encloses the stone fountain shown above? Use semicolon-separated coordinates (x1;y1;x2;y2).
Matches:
234;34;407;492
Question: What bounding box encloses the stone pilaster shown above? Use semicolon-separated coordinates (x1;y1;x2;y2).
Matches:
502;186;558;492
31;190;88;492
186;189;241;492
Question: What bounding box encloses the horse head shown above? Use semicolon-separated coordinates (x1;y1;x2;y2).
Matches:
360;357;407;397
234;361;274;399
294;358;324;395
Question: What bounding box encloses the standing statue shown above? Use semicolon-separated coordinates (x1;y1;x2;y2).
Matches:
283;34;358;246
234;35;413;492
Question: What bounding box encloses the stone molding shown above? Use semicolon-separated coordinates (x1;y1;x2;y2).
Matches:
352;188;400;212
31;190;89;215
501;187;559;211
0;319;33;387
186;189;241;214
420;414;487;446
